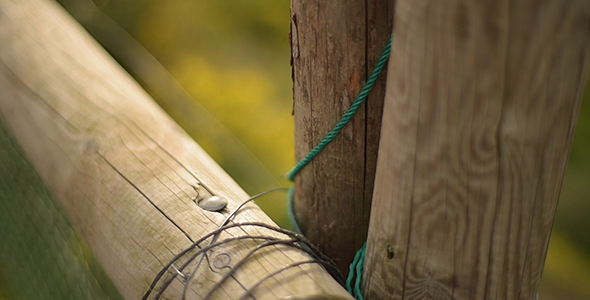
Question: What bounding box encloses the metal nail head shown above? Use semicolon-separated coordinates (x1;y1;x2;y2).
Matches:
198;195;227;212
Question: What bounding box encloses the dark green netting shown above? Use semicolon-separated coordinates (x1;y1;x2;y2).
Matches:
0;118;124;300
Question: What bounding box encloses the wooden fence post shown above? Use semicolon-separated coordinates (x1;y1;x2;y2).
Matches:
364;0;590;299
290;0;394;275
0;0;353;299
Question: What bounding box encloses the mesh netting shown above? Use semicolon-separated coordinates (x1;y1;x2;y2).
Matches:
0;118;124;300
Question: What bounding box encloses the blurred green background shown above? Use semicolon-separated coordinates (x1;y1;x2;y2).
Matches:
2;0;590;299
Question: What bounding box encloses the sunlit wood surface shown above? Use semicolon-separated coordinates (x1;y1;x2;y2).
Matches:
0;0;353;299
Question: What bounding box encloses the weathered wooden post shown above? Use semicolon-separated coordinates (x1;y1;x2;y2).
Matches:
364;0;590;299
0;0;353;299
290;0;394;274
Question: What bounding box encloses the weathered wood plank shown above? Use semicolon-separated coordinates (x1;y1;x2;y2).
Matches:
364;0;590;299
291;0;394;275
0;0;353;299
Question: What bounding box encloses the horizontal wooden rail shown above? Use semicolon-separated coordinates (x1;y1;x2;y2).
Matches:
0;0;352;299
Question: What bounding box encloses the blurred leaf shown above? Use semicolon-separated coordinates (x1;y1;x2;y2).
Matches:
542;231;590;299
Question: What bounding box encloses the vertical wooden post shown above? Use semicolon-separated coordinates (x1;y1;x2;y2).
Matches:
364;0;590;299
290;0;394;274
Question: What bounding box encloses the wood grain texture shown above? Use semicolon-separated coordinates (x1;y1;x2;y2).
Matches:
291;0;394;275
363;0;590;299
0;0;353;299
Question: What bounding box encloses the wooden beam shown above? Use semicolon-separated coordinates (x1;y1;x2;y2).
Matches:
364;0;590;299
0;0;353;299
290;0;394;275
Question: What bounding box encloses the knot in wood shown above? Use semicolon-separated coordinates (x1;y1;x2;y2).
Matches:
212;253;231;270
83;139;100;154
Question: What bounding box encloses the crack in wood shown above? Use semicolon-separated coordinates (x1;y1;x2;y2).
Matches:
98;152;195;243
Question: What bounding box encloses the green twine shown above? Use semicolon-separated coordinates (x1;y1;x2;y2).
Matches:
286;37;392;300
287;37;392;182
346;242;367;300
286;186;302;234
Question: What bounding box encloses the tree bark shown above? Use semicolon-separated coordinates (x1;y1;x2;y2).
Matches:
291;0;394;275
0;0;353;299
364;0;590;299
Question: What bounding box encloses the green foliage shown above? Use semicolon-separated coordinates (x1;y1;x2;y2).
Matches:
0;119;123;300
